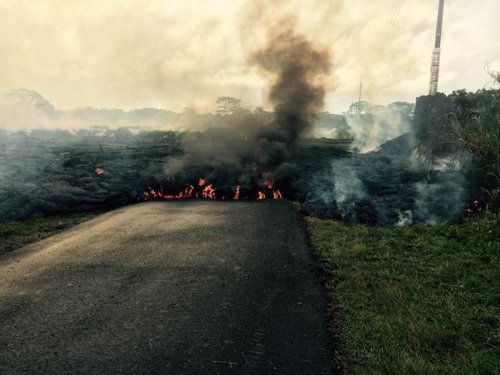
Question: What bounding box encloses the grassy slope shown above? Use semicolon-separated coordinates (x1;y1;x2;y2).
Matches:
308;214;500;375
0;211;103;256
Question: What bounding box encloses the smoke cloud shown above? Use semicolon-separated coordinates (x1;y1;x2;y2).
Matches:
251;30;330;144
4;0;496;115
347;108;412;152
163;4;332;191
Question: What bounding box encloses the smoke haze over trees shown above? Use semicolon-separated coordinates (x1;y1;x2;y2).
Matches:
1;83;495;225
2;0;498;113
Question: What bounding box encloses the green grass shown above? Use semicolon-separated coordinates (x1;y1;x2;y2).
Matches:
0;211;103;256
307;214;500;375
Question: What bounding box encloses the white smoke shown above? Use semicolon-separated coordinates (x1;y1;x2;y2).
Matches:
331;161;367;221
347;109;411;153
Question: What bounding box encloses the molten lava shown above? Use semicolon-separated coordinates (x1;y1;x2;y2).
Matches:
233;185;240;200
465;200;482;214
144;178;284;201
262;171;275;189
202;184;216;199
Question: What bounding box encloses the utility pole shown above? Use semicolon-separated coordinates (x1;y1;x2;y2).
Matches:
429;0;445;95
356;81;362;115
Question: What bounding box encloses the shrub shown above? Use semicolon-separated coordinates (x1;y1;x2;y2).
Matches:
416;74;500;212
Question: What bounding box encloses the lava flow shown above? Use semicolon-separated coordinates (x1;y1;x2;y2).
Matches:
465;200;483;214
233;186;240;200
144;178;284;201
95;167;105;176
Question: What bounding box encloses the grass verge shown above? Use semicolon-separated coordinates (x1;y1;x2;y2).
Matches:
307;214;500;375
0;211;105;256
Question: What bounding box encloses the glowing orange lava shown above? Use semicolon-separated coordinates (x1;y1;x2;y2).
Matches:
144;177;285;201
262;171;275;189
233;185;240;200
466;200;482;214
202;184;216;199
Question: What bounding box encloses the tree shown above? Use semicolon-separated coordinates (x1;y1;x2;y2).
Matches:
415;75;500;212
215;96;241;116
387;101;415;120
6;88;56;115
348;101;370;115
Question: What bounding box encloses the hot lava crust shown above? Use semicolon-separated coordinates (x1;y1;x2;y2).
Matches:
0;130;474;225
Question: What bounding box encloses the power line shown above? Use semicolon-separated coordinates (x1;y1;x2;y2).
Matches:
375;0;399;53
351;0;406;112
375;0;406;60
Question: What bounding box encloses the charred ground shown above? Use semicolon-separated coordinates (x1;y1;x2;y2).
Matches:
0;126;476;225
0;129;344;222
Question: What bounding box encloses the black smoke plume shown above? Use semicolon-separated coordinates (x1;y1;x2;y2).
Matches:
163;26;331;194
252;30;330;146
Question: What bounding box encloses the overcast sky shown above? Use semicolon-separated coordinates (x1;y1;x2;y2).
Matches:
1;0;498;114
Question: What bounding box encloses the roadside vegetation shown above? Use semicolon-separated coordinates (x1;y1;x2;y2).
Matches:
308;213;499;374
417;73;500;212
308;77;500;374
0;211;103;256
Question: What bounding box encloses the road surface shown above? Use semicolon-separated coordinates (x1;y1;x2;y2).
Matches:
1;201;336;374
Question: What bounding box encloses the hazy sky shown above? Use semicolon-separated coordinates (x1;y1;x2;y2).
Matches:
1;0;499;113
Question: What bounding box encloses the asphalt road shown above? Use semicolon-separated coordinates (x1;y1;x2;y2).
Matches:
1;201;336;374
